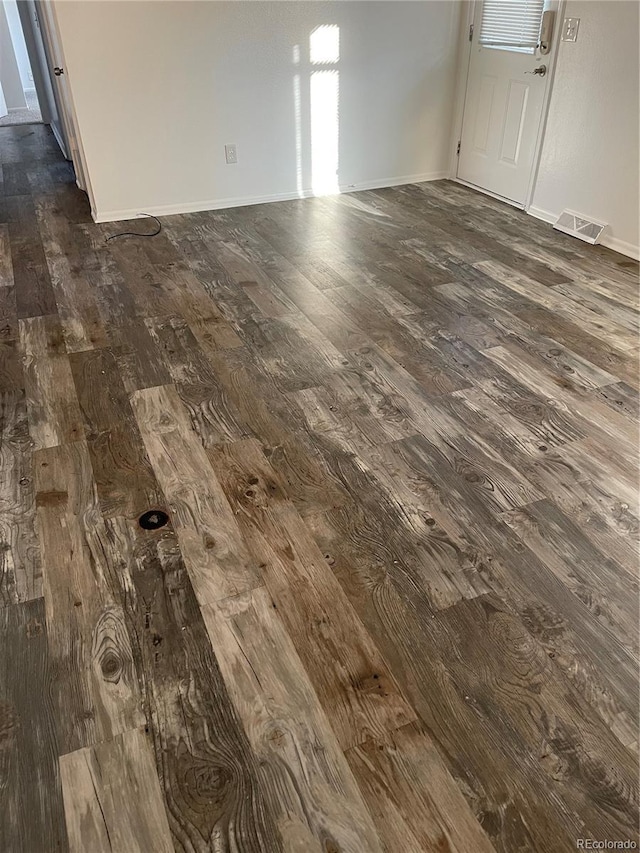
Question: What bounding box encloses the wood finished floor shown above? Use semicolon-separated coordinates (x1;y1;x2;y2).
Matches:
1;123;639;853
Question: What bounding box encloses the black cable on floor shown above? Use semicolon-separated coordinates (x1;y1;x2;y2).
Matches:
105;213;162;242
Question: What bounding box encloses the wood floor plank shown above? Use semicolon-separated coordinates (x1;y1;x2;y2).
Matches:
436;276;639;387
318;340;547;515
501;498;639;654
0;388;41;605
18;315;84;449
551;279;640;336
291;383;404;454
0;285;18;343
89;258;172;393
592;380;639;421
320;365;419;446
305;511;622;852
0;223;14;287
556;274;640;313
432;594;639;840
325;284;472;395
69;347;163;519
145;314;250;448
34;195;109;353
315;439;493;612
203;586;385;853
60;727;173;853
384;184;571;287
484;344;637;459
204;348;350;516
345;721;497;853
559;436;640;517
2;160;29;199
34;441;144;753
440;384;640;566
329;257;420;316
104;238;178;320
424;279;622;393
0;598;69;852
362;436;640;751
495;233;640;299
145;263;243;350
104;515;284;852
162;233;264;326
0;341;22;396
5;195;58;320
209;353;490;613
106;234;243;352
130;383;261;604
146;313;233;387
476;259;638;352
208;437;416;750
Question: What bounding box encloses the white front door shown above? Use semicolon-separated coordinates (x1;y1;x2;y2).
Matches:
457;0;556;207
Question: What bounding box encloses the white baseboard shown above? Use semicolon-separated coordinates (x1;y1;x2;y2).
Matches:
92;171;450;223
602;236;640;261
94;189;314;222
339;170;449;194
527;205;639;261
527;205;556;225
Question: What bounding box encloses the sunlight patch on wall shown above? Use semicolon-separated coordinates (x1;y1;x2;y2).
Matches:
310;25;339;196
293;44;303;197
310;23;340;64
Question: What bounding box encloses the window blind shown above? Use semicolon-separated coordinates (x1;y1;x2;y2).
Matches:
479;0;545;50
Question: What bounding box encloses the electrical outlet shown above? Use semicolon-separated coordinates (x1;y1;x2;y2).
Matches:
224;144;238;165
561;17;580;42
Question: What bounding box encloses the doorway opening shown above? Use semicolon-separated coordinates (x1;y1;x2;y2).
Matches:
0;0;42;126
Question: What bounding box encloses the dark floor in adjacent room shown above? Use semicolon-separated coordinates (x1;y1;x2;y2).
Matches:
1;123;638;853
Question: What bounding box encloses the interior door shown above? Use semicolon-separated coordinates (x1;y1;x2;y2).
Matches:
32;0;72;159
16;0;57;127
457;0;555;206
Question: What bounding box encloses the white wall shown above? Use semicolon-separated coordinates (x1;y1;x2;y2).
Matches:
3;0;32;91
0;0;26;110
53;1;462;222
531;0;639;258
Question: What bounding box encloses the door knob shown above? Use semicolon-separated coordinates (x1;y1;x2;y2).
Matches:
526;64;547;76
53;67;64;76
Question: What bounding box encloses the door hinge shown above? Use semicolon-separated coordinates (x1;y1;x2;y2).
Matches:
456;141;461;156
469;23;474;41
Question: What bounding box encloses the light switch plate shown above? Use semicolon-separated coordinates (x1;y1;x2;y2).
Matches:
561;17;580;42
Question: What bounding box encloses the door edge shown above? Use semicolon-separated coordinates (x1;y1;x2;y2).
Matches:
448;1;476;180
453;177;526;210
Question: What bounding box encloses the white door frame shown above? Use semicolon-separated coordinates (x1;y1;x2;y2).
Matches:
449;0;566;211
